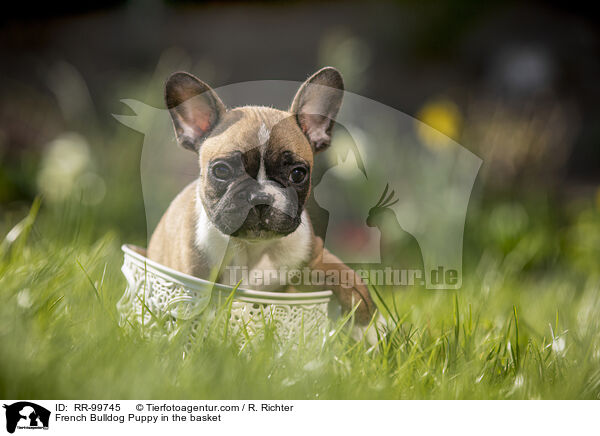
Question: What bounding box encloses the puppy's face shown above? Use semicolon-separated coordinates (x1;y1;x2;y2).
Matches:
200;111;313;239
165;68;344;240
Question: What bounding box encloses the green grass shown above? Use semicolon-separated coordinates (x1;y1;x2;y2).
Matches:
1;197;599;400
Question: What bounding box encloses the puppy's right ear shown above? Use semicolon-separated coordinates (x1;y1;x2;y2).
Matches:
165;72;225;152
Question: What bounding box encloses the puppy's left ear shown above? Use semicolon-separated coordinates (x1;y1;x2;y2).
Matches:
165;71;226;152
290;67;344;153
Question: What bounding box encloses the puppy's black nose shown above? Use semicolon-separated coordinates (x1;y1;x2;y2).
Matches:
248;192;273;207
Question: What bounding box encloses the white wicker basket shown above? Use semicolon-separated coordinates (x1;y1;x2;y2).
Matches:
117;244;340;342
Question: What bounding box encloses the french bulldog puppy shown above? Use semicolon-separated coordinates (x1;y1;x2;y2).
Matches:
148;67;376;325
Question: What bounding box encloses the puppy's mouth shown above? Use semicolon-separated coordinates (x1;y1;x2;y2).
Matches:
224;205;300;239
231;228;281;242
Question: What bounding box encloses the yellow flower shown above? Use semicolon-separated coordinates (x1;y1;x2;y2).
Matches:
416;99;462;150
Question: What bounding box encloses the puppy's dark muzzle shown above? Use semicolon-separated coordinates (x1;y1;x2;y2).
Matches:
245;191;272;219
213;177;300;237
248;191;273;207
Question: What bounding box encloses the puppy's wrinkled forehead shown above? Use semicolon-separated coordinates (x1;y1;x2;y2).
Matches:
199;107;314;168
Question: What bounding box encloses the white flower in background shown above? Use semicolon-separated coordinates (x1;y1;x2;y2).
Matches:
514;374;524;388
37;132;105;205
552;336;566;355
17;288;32;308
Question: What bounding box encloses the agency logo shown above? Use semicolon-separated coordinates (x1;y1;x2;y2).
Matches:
2;402;50;434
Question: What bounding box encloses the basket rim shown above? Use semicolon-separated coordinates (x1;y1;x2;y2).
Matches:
122;244;334;301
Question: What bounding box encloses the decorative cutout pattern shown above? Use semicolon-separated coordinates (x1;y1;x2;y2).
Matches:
117;250;333;344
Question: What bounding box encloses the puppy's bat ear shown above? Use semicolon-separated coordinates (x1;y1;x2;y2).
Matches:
165;72;225;152
290;67;344;153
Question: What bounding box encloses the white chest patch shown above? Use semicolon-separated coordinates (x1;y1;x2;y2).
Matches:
194;191;230;269
227;211;313;291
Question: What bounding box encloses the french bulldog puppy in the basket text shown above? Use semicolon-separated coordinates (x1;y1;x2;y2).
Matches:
148;67;376;325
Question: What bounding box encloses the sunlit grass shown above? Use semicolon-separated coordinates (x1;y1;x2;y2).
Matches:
0;199;599;400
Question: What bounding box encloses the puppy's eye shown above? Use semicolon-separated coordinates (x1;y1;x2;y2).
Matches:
289;166;307;184
212;163;233;180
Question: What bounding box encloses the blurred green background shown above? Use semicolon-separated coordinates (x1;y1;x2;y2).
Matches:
1;0;600;399
1;0;599;242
